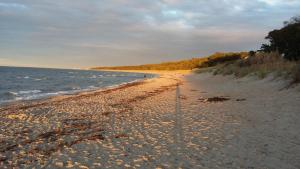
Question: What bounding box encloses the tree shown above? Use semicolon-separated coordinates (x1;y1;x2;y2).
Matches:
249;51;256;57
284;16;300;26
261;16;300;61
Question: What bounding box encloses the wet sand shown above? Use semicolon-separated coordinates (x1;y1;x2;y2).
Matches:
0;72;299;168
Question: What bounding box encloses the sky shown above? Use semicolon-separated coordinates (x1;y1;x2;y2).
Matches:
0;0;299;68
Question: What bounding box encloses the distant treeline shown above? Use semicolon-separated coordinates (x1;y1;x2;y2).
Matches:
93;52;248;71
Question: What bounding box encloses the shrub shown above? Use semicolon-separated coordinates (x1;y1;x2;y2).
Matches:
198;52;247;68
261;16;300;61
202;52;300;84
239;51;282;67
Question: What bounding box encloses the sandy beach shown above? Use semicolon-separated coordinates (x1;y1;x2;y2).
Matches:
0;72;299;169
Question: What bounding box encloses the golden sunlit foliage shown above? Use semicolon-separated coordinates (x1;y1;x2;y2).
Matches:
93;52;247;71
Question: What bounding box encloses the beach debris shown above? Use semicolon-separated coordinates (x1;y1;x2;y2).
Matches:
198;96;230;103
236;98;246;101
198;96;247;103
102;111;111;116
87;134;105;141
114;133;129;139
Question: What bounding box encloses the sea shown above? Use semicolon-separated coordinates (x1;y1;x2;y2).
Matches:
0;66;153;105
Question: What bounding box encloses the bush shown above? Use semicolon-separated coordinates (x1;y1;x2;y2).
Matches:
198;52;248;68
202;52;300;84
261;16;300;61
238;51;282;67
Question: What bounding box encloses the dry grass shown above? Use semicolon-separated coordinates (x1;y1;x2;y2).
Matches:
197;52;300;84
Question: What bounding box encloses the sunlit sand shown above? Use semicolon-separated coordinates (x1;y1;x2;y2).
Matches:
1;72;299;168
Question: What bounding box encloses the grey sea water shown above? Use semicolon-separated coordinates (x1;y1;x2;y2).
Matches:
0;66;152;105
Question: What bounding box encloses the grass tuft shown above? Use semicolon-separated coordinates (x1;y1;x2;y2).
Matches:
197;51;300;85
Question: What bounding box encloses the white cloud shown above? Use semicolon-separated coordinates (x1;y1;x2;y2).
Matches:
162;10;183;17
258;0;299;6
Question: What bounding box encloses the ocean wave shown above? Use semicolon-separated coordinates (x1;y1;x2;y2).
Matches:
105;74;118;77
2;91;18;98
0;79;145;105
0;67;153;105
88;85;97;89
72;87;81;90
13;91;70;101
0;92;18;103
103;79;143;90
19;90;42;94
34;78;43;81
89;75;98;79
7;91;18;96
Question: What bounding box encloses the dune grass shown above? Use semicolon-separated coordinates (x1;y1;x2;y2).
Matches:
195;52;300;84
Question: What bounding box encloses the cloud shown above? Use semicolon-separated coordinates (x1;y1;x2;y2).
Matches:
258;0;300;6
0;2;27;9
0;0;299;68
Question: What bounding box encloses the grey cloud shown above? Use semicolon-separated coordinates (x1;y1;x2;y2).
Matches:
0;0;299;68
0;2;27;9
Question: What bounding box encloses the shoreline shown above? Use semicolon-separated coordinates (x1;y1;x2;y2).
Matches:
0;69;186;112
0;70;168;110
0;75;158;111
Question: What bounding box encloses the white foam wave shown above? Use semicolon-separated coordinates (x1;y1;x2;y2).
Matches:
19;90;41;94
34;78;43;81
8;91;18;95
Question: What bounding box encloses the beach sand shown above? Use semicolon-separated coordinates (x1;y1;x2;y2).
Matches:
0;72;299;168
